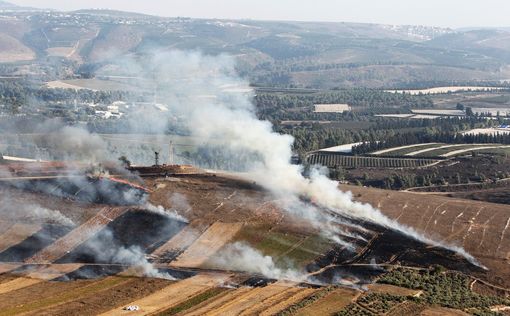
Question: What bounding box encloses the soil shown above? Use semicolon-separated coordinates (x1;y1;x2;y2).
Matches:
343;184;510;289
0;169;508;314
31;277;173;316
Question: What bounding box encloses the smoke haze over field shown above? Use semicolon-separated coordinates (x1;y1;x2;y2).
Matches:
0;48;483;278
95;49;481;268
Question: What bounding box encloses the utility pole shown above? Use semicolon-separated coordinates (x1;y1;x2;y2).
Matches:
169;141;174;165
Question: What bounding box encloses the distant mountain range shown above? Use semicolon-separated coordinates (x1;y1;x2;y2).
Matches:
0;0;45;11
0;2;509;88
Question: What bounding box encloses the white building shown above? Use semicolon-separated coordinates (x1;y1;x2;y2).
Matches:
313;104;351;113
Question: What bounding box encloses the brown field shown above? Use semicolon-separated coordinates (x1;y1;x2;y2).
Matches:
151;223;205;263
0;277;42;294
26;207;132;264
24;263;84;280
294;288;360;316
367;283;422;296
184;281;315;316
0;221;13;235
0;169;508;314
0;223;42;253
46;46;75;58
344;184;510;288
100;274;230;316
0;263;20;274
259;287;320;316
0;264;83;292
0;276;154;316
170;222;244;268
0;33;35;63
31;277;173;316
45;79;137;91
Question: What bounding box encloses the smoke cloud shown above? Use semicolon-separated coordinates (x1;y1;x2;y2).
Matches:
107;49;481;268
209;242;306;281
0;48;483;277
0;196;74;227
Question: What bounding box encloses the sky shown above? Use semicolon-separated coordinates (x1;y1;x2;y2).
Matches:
9;0;510;28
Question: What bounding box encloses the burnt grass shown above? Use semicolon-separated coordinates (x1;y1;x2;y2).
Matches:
0;224;71;262
4;177;148;205
307;218;484;285
57;210;187;264
241;276;277;287
54;265;127;280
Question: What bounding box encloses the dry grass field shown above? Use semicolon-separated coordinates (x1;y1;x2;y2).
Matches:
0;169;506;315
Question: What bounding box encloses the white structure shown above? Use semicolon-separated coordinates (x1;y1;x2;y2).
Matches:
319;142;364;153
314;104;351;113
124;305;140;311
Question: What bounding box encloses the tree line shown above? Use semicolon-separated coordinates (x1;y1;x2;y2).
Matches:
352;131;510;155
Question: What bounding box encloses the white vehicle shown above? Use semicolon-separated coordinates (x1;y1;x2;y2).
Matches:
124;305;140;311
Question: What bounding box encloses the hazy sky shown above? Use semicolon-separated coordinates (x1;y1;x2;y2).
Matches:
9;0;510;28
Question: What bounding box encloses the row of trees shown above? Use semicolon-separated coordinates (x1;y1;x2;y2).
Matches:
352;131;510;155
255;89;434;121
279;115;502;155
378;268;510;313
0;79;136;114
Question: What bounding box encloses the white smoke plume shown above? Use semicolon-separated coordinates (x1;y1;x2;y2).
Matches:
112;245;175;280
0;197;74;227
209;242;306;282
0;48;482;273
110;49;482;268
79;227;176;280
144;202;188;223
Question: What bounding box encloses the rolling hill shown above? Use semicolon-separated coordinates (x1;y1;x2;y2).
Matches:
0;7;509;88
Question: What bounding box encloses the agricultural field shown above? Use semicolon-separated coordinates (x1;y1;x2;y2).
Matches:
307;152;440;168
370;143;442;156
462;128;510;135
388;86;504;95
0;167;507;315
45;79;137;92
411;109;465;116
370;142;510;158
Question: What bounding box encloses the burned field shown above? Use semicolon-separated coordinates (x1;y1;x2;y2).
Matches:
0;162;508;315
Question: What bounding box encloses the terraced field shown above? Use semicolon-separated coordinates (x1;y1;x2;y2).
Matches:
370;142;510;158
0;170;507;315
371;143;442;156
344;184;510;289
307;152;440;168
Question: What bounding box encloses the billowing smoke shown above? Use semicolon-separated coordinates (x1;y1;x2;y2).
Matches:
0;197;74;227
107;49;481;268
209;242;305;281
144;202;188;223
0;48;483;278
78;228;175;280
